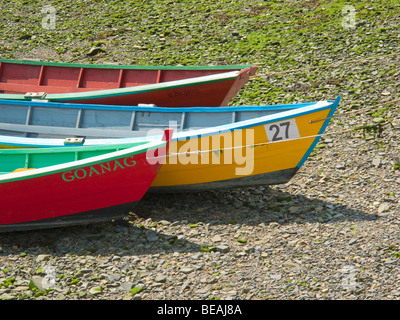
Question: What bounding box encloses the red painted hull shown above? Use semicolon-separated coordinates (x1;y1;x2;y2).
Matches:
66;77;239;107
0;146;163;229
0;60;258;107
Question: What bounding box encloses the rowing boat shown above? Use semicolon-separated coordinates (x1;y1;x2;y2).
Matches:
0;59;257;107
0;97;341;192
0;129;171;232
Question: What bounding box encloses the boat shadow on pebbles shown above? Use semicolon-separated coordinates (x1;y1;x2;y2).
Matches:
134;185;374;227
0;185;373;258
0;218;204;258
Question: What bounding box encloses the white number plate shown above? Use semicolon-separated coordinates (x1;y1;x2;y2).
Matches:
265;119;300;142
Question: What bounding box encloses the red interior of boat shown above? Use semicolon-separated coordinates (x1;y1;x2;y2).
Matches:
0;62;239;95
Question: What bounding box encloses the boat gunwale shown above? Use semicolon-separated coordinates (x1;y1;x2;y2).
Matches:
0;58;253;71
0;97;316;112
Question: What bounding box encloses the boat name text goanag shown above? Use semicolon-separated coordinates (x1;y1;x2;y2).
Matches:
61;156;137;182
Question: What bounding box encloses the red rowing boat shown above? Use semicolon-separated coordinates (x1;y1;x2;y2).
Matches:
0;59;258;107
0;129;172;232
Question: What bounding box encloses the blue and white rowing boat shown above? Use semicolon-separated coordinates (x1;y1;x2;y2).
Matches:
0;97;340;191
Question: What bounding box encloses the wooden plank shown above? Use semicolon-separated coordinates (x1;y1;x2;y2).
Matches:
37;65;45;86
76;109;82;128
118;69;124;88
0;123;141;138
130;111;136;130
181;112;186;130
25;153;30;169
135;123;171;128
25;105;32;137
25;105;32;125
156;70;162;83
77;68;84;88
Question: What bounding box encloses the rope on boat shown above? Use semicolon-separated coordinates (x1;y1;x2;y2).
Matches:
251;52;400;77
146;125;377;161
149;120;395;162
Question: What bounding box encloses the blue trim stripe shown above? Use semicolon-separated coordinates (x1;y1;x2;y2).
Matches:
296;95;341;168
0;98;317;113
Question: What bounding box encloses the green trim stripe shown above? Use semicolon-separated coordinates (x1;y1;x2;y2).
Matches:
0;58;252;71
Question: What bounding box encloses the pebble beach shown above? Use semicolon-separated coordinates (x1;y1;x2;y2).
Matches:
1;0;400;303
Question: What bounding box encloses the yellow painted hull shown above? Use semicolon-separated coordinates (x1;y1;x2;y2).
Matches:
150;108;331;190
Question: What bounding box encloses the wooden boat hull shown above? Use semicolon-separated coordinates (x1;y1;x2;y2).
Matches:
0;97;340;192
150;101;337;192
0;59;257;107
0;134;169;232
